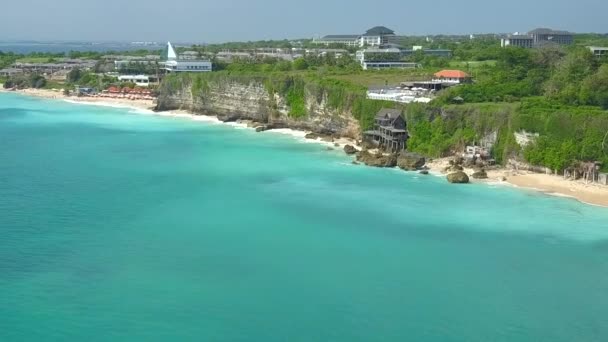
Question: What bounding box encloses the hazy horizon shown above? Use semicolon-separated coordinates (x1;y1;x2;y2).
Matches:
1;0;606;43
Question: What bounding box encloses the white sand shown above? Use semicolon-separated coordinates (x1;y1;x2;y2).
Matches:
426;157;608;207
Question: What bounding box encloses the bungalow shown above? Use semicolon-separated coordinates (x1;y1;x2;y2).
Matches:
364;108;409;152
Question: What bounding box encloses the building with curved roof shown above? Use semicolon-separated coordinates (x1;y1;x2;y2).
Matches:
314;26;397;47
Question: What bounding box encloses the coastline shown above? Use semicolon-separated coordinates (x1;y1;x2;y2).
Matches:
3;87;608;208
426;158;608;208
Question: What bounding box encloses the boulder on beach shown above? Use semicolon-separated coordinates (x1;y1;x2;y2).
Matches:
356;150;397;168
471;170;488;179
305;133;320;140
320;136;334;143
255;125;268;132
344;145;358;155
447;171;470;184
397;152;426;171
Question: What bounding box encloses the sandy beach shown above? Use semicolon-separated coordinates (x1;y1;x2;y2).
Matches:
0;87;362;149
3;86;607;208
426;157;608;207
3;87;157;112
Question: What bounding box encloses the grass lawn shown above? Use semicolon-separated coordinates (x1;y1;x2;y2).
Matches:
16;57;55;63
330;69;435;88
449;60;496;70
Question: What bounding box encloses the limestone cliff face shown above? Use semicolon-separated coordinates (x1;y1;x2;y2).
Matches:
156;79;361;138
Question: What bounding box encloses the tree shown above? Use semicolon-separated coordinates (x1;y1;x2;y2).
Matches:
29;74;46;89
293;57;309;70
67;68;82;83
580;64;608;108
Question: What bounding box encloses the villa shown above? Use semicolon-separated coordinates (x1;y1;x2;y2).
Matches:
364;109;409;152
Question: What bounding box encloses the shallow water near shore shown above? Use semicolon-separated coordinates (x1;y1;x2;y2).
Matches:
2;92;608;341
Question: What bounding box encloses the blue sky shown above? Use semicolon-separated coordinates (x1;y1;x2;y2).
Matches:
2;0;606;42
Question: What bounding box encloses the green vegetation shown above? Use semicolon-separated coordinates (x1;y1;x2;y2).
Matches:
3;74;46;89
161;71;397;125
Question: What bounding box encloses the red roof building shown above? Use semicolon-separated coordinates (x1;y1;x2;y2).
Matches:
433;70;471;83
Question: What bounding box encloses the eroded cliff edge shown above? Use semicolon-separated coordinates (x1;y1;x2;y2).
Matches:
156;74;363;138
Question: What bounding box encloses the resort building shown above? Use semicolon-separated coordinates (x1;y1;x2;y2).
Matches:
589;46;608;58
162;42;212;73
401;46;453;58
364;108;409;152
529;28;573;46
356;47;430;70
0;68;24;77
114;59;159;70
432;70;471;84
501;35;534;48
501;28;573;48
118;75;159;87
313;26;398;48
360;26;398;47
313;35;363;47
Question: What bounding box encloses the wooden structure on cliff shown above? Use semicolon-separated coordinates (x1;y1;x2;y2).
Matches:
364;109;409;152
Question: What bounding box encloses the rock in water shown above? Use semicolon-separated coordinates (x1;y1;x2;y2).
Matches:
419;170;429;175
218;114;240;122
305;133;320;140
344;145;358;155
471;170;488;179
255;125;268;132
447;171;470;184
397;152;426;171
356;150;397;168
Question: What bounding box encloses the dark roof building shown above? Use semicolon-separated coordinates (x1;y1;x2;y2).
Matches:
501;28;573;48
314;26;397;47
363;26;395;37
322;34;361;39
364;109;409;152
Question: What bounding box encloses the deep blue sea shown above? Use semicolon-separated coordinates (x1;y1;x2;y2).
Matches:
1;92;608;341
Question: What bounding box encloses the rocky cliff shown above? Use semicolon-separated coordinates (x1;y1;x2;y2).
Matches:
156;75;361;138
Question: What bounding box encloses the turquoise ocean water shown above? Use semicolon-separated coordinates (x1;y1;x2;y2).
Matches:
1;93;608;341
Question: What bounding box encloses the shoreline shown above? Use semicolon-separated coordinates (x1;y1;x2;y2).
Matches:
425;158;608;208
3;87;608;208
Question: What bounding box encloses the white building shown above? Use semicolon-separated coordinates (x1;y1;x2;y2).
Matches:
314;26;398;48
356;48;419;70
312;35;360;47
589;46;608;58
162;42;212;73
118;75;158;87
